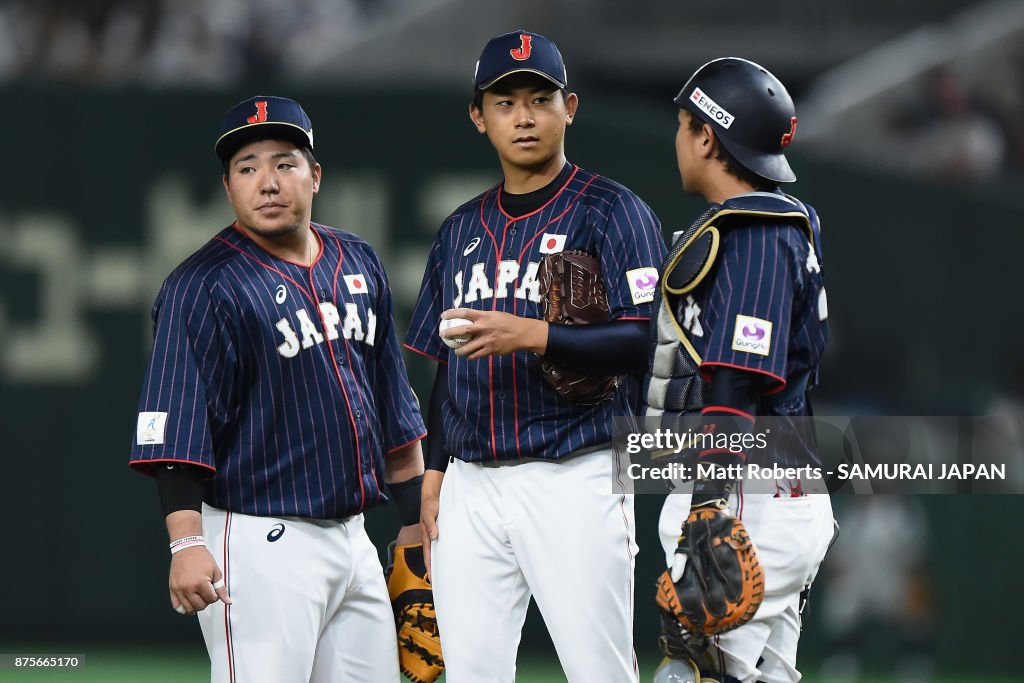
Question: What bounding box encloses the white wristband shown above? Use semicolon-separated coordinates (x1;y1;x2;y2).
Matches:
171;540;206;555
170;535;206;555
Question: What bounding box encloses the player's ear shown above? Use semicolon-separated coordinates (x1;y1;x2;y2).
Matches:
468;102;486;134
700;123;717;159
311;163;322;195
222;174;232;198
564;92;578;125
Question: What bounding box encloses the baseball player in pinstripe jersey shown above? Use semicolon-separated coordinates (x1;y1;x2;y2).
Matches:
129;96;427;683
404;31;667;683
646;59;835;682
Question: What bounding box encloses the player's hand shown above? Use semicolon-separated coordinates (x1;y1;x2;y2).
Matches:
421;470;443;580
396;524;420;546
169;546;232;615
442;308;547;360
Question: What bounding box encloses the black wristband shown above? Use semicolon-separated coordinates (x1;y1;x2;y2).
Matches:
156;463;207;516
691;476;736;508
387;474;423;527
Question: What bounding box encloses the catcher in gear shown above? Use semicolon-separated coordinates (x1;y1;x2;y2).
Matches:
386;543;444;683
642;57;835;683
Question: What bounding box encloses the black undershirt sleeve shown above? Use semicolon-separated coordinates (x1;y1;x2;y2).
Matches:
156;463;207;516
543;320;649;375
425;363;451;473
704;366;761;417
690;366;763;505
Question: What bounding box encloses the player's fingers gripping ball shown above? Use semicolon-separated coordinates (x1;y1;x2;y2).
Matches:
386;542;445;683
438;314;474;349
655;507;765;636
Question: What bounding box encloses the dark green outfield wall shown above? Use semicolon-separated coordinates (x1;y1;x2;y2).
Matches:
1;86;1021;673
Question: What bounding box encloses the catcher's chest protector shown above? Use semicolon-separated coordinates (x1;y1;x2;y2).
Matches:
644;194;813;422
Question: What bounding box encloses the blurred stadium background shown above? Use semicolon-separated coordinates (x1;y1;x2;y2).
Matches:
1;0;1023;680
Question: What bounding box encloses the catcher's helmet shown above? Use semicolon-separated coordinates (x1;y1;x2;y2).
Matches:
675;58;797;183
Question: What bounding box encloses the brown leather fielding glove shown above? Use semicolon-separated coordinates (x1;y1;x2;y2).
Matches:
536;250;623;405
655;504;765;636
386;543;444;683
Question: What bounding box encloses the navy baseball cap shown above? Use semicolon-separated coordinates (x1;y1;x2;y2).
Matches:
474;30;567;91
215;95;314;162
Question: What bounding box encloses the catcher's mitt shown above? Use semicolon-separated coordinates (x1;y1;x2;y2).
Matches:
385;543;444;683
655;505;764;636
537;250;623;405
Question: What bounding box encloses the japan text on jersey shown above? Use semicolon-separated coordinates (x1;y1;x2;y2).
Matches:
130;224;426;519
405;165;667;462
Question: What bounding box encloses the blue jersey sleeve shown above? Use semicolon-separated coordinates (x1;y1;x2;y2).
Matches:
403;235;449;362
130;272;236;475
368;257;427;453
699;225;797;391
596;191;666;320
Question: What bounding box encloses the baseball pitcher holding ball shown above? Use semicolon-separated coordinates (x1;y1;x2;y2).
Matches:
403;30;666;682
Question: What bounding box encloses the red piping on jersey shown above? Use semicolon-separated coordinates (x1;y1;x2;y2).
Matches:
479;169;597;459
478;188;502;267
402;343;448;364
496;165;579;221
488;356;497;460
478;189;504;461
516;174;601;263
314;229;368;511
701;405;756;422
510;297;522;458
385;432;427;456
129;458;217;477
213;235;319;309
223;511;235;683
700;361;787;393
616;316;650;322
230;222;326;269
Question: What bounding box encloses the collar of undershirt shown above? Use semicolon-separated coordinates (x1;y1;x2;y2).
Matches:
499;162;574;218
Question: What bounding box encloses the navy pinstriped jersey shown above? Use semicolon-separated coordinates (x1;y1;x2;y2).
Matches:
680;194;827;401
404;164;666;462
130;223;426;519
642;192;827;474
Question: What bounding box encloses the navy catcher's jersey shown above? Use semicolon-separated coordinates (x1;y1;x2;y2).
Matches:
404;164;666;462
130;223;426;519
665;192;828;415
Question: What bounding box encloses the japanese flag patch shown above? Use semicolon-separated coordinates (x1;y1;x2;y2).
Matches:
538;233;566;254
626;267;659;305
731;315;772;356
343;274;369;294
137;412;168;445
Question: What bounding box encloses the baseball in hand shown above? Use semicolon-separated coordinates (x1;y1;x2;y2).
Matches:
439;317;474;349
